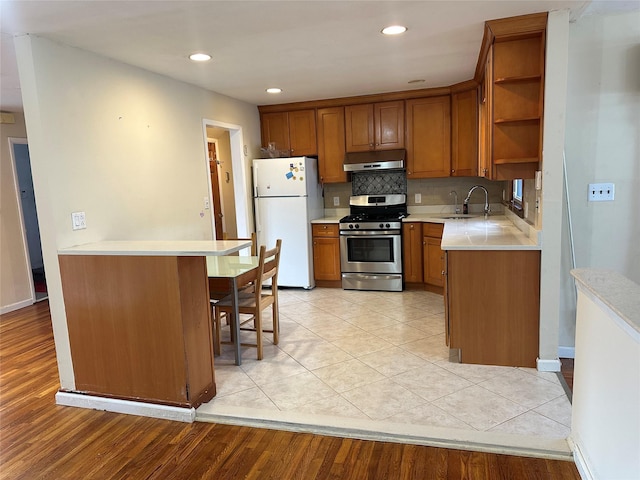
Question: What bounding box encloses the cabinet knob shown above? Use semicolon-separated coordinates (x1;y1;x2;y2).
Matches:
323;225;328;229
441;270;445;276
451;169;455;173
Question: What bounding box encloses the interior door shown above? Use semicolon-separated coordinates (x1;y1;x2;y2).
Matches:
208;142;223;239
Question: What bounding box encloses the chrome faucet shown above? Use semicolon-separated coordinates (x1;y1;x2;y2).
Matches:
463;185;490;215
449;191;460;214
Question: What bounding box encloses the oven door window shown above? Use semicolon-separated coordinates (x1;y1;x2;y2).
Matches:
346;237;395;263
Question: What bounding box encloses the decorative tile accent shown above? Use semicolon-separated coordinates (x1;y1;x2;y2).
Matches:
352;171;407;195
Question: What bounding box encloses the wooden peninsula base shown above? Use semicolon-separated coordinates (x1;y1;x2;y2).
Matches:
59;254;215;408
446;249;541;368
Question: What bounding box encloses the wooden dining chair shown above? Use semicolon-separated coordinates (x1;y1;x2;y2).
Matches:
213;239;282;360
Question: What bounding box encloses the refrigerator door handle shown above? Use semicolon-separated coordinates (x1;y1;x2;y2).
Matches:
253;163;259;198
254;199;261;233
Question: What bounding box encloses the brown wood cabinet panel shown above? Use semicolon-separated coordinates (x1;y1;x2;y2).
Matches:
316;107;347;183
402;223;423;284
312;223;339;237
260;112;289;153
375;101;404;150
59;255;215;408
345;104;374;152
288;109;317;156
447;249;540;367
261;110;317;157
345;101;404;152
422;222;444;238
451;89;478;177
312;225;341;282
405;96;451;178
424;237;445;288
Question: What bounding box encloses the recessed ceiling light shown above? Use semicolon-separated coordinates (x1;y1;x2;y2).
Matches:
189;53;211;62
266;87;282;94
381;25;407;35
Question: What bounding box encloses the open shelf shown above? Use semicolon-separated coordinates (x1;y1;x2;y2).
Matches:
494;116;540;124
494;74;542;84
493;157;539;165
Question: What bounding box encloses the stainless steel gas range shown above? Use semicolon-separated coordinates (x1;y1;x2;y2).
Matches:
339;194;407;292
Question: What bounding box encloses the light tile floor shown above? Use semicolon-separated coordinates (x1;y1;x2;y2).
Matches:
198;287;572;448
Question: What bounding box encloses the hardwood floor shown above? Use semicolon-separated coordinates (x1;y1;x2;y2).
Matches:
0;301;581;479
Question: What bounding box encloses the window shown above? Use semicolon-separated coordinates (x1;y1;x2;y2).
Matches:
513;179;523;205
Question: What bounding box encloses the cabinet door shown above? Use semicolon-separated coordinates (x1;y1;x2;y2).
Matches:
406;96;451;178
345;104;374;152
423;236;444;287
260;112;290;152
288;110;317;156
402;223;423;283
312;237;341;281
451;89;478;177
317;107;347;183
375;101;404;150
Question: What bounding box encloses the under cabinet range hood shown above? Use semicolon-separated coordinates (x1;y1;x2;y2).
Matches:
343;149;405;172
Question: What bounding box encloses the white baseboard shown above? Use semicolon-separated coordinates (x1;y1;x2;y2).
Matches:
536;357;562;372
0;298;34;315
558;346;575;359
567;436;594;480
55;392;195;423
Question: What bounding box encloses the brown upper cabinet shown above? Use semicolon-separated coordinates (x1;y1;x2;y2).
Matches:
405;95;451;178
451;88;478;177
316;107;347;183
260;109;317;157
478;13;547;180
257;12;547;183
345;101;404;152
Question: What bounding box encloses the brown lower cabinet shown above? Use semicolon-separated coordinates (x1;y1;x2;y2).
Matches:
423;223;445;293
312;223;341;287
58;254;216;408
446;249;540;367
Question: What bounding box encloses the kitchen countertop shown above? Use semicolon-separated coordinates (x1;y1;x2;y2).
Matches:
312;212;540;251
571;268;640;338
58;240;252;256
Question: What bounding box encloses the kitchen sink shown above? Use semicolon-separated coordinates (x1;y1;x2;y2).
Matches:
438;214;481;220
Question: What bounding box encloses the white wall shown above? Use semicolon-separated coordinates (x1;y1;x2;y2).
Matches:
571;273;640;480
0;112;32;312
560;10;640;349
14;34;261;389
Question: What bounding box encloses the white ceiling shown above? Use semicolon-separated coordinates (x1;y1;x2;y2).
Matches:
1;0;638;112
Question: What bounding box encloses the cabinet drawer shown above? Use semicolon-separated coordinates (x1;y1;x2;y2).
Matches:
423;222;444;238
312;224;339;237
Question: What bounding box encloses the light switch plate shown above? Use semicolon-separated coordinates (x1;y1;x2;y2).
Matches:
588;183;615;202
333;196;340;206
415;193;422;204
71;211;86;230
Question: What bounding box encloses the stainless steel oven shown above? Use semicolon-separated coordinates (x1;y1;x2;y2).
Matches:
339;194;406;292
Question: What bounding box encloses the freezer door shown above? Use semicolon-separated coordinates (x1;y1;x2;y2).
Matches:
254;196;315;289
253;157;309;197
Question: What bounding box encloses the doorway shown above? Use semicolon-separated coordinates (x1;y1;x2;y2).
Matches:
9;138;47;302
202;119;252;240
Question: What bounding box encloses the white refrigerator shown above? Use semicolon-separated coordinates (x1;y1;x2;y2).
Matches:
253;157;324;289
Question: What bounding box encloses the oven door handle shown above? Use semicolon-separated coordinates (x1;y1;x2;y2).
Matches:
340;230;400;237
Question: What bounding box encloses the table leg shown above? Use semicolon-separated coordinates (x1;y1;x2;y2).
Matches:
231;277;242;366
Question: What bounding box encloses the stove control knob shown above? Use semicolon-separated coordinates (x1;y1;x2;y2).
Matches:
355;224;360;229
349;224;354;229
386;223;390;228
379;223;384;228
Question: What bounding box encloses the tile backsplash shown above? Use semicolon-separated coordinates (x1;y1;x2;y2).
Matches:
351;170;407;196
323;176;507;210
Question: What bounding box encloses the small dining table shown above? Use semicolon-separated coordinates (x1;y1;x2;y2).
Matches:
206;255;260;366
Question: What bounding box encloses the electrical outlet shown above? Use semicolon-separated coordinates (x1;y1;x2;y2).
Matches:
415;193;422;204
71;211;86;230
204;197;210;210
333;196;340;206
588;183;615;202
